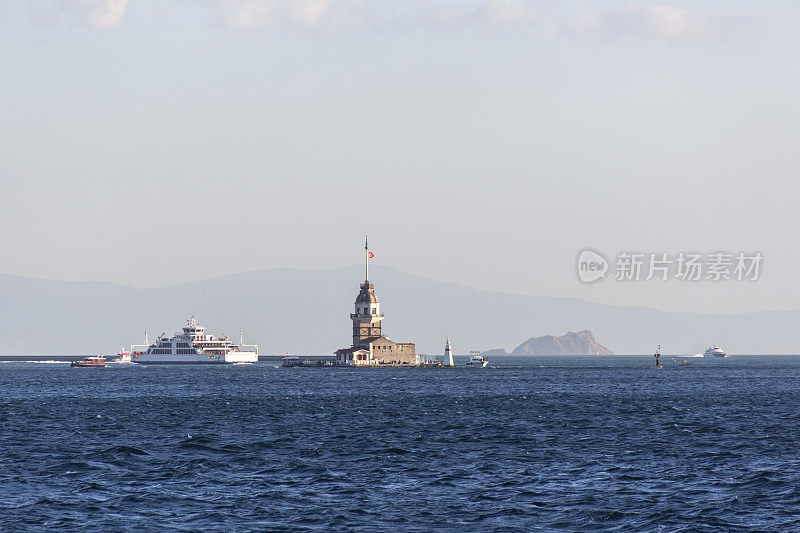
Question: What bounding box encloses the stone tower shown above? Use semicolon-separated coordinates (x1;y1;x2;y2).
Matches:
336;237;416;365
351;236;383;347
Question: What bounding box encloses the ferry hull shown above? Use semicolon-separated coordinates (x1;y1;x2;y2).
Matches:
133;360;242;365
133;351;258;365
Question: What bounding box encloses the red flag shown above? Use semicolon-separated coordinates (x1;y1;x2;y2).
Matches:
368;251;374;259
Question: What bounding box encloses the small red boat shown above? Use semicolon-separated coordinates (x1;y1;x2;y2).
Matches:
71;356;107;367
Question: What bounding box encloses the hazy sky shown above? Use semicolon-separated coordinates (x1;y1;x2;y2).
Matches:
1;1;798;314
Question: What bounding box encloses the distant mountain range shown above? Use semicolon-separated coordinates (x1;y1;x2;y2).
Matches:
0;266;797;355
484;330;614;356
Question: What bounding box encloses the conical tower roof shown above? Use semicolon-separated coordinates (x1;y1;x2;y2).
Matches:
355;281;379;304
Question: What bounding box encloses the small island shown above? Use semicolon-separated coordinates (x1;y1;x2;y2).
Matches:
483;330;613;356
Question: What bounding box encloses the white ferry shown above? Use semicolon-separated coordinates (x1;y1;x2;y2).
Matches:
131;317;258;365
703;344;726;358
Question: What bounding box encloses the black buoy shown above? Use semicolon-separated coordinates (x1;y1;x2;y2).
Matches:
654;344;663;368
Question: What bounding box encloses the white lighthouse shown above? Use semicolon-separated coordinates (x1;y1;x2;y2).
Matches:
443;338;454;367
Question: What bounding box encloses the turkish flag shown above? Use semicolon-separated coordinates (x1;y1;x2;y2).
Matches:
368;251;374;259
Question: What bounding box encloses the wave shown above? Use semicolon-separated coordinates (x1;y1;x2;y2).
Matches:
102;445;149;456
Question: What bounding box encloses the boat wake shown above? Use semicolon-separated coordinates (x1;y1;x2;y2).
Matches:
0;360;71;364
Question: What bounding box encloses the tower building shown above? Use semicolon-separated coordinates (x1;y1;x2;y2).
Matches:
335;237;416;366
351;238;383;346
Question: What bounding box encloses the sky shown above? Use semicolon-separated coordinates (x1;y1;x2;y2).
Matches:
0;0;799;314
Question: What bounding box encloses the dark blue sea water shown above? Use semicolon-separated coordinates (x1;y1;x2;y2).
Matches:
2;356;800;531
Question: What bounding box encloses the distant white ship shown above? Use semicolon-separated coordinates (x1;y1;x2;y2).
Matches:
703;344;726;358
131;317;258;365
466;351;488;368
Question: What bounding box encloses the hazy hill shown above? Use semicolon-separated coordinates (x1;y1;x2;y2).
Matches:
0;266;798;355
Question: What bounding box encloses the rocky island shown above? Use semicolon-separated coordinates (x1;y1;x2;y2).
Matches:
483;330;613;356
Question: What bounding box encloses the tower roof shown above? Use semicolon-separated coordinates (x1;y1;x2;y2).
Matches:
355;281;379;304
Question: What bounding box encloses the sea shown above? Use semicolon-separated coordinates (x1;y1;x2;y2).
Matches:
2;355;800;531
